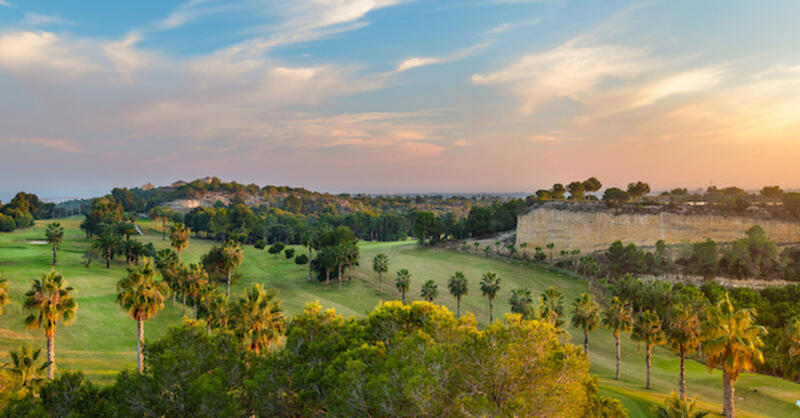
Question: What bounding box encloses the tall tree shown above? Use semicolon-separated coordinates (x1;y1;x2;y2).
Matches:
6;343;48;394
116;259;169;374
372;253;389;283
480;272;501;323
420;280;438;302
631;310;665;389
169;223;190;263
627;181;651;202
583;177;603;194
92;227;119;269
45;222;64;266
230;284;284;354
781;319;800;380
395;269;411;302
447;271;468;318
23;270;78;379
221;241;244;298
184;263;209;319
538;286;565;328
703;293;766;418
509;288;534;319
571;293;600;353
603;296;633;380
665;303;702;401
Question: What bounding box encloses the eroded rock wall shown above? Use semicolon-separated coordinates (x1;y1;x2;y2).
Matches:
516;207;799;254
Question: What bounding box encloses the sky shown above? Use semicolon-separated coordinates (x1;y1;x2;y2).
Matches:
1;0;800;200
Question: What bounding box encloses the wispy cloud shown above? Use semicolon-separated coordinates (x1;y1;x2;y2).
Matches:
5;138;85;153
394;42;489;73
20;13;71;27
0;0;12;7
484;17;541;35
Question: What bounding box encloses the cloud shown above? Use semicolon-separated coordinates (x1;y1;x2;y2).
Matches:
20;13;70;27
0;0;11;7
395;57;441;72
5;138;84;153
0;31;99;75
484;18;541;36
394;42;489;73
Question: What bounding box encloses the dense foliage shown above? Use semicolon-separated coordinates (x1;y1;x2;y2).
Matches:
0;192;53;232
1;302;625;417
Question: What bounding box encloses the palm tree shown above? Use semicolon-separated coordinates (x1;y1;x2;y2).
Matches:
221;241;243;298
0;277;9;315
781;318;800;380
200;289;229;331
421;280;438;302
656;392;710;418
230;284;284;354
665;303;702;401
23;269;77;379
169;223;190;263
116;259;169;374
632;310;665;389
603;296;633;380
703;293;766;418
45;222;64;266
395;269;411;302
509;288;533;319
480;272;501;323
184;263;209;319
92;228;119;268
519;242;529;260
447;271;468;318
538;286;565;328
546;243;555;263
6;343;48;394
372;253;389;283
571;293;600;353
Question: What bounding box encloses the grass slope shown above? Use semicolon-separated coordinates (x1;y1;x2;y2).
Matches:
0;218;798;417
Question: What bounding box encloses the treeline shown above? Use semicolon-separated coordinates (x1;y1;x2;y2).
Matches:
599;226;800;281
412;199;529;245
1;302;625;417
0;192;54;232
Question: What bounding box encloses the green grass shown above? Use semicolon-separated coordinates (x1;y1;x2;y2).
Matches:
1;218;799;417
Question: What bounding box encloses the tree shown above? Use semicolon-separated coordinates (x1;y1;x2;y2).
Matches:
480;272;501;323
284;248;296;259
395;269;411;302
509;288;533;319
447;271;468;318
372;253;389;283
116;259;169;374
780;319;800;380
538;287;565;328
230;284;284;354
45;222;64;266
6;343;49;394
550;183;566;200
148;206;172;240
92;227;120;268
169;223;190;263
221;241;244;298
571;293;600;353
23;270;77;379
665;303;703;401
684;239;719;280
627;181;651;202
603;296;633;380
631;310;665;389
0;277;8;315
294;254;309;265
567;181;586;200
0;213;15;232
583;177;603;194
413;211;440;245
603;187;631;203
703;293;766;418
783;192;800;218
656;392;709;418
184;263;209;318
268;242;286;256
421;280;438;302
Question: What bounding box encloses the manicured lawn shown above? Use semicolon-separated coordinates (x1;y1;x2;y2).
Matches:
1;217;799;416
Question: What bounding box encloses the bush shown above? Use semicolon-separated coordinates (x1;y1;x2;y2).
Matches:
0;213;15;232
268;242;285;255
295;254;309;265
254;239;267;250
284;248;296;259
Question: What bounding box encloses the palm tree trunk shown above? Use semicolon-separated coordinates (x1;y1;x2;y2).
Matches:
226;270;232;298
52;245;58;266
615;332;621;380
326;269;330;286
489;298;494;322
583;328;589;354
723;371;735;418
680;349;687;401
645;344;652;389
401;289;405;302
137;318;144;374
182;292;186;316
46;334;55;379
456;296;461;318
106;252;111;268
338;264;342;289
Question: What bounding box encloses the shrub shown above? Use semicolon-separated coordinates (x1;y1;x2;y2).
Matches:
284;248;296;259
268;243;285;255
254;239;267;250
0;213;15;232
294;254;309;265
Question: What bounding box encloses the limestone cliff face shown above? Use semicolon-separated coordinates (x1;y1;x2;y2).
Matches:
515;205;799;254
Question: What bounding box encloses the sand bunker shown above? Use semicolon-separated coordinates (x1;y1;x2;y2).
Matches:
27;240;48;245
